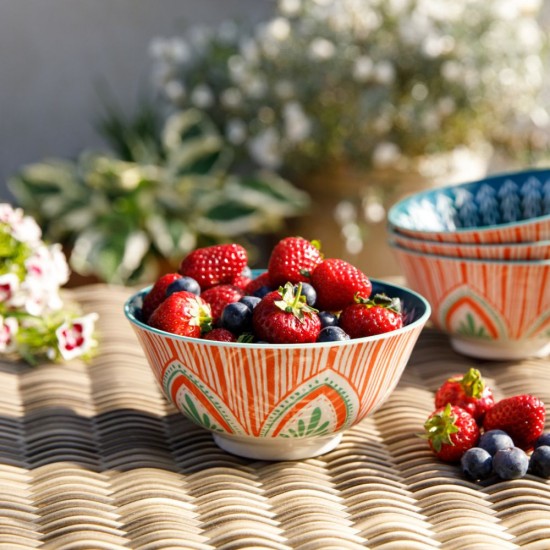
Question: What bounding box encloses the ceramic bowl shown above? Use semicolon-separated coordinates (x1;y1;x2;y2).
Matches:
124;277;430;461
388;168;550;244
391;245;550;360
389;229;550;261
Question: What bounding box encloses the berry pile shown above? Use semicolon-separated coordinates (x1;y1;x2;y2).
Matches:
140;237;405;344
423;368;549;481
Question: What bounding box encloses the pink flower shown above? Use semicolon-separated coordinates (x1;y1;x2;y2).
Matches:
0;273;20;304
55;313;98;360
0;316;18;353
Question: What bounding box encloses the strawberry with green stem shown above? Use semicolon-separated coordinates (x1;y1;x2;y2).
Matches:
435;368;495;423
339;293;403;338
252;282;321;344
423;403;480;462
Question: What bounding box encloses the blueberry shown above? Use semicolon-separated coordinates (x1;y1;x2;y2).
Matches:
294;282;317;306
460;447;493;480
318;311;338;328
478;430;514;456
529;445;550;478
253;285;272;298
534;433;550;449
221;302;252;334
166;276;201;296
240;295;261;311
493;447;529;480
317;326;350;342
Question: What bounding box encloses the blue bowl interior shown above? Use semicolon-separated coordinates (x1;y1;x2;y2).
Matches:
388;168;550;233
125;271;431;339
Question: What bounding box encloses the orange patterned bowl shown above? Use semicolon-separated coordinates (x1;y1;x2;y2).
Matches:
391;245;550;361
389;229;550;261
124;277;430;460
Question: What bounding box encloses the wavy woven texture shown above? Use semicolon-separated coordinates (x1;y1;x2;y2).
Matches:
0;284;548;549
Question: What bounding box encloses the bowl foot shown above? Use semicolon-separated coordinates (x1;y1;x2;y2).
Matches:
450;336;550;361
213;432;343;461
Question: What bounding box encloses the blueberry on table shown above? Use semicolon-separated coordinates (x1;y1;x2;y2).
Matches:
221;302;252;334
253;285;272;298
478;430;514;456
318;311;338;328
166;276;201;297
492;447;529;480
529;446;550;478
534;433;550;449
317;326;350;342
460;447;493;480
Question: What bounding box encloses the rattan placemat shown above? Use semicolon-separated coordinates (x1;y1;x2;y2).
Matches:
0;284;548;549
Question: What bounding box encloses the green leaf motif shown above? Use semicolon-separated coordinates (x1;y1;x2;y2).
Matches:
181;394;222;432
280;407;331;438
457;313;490;339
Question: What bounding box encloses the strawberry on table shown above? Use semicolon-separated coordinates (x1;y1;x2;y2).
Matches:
252;282;322;344
244;271;273;297
423;404;480;462
339;293;402;338
311;258;372;311
267;236;323;287
148;291;212;338
482;395;546;450
435;368;495;423
202;328;237;342
179;243;248;290
141;273;182;321
200;284;244;325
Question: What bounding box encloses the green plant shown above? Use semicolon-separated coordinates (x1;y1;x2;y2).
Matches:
151;0;549;176
10;108;308;285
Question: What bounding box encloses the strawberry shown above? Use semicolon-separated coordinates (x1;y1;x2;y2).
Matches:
435;368;495;423
141;273;182;321
338;293;402;338
267;237;323;287
200;284;244;325
179;244;247;290
252;282;321;344
148;291;212;338
483;395;546;450
311;258;372;311
245;271;273;297
423;404;480;462
203;328;237;342
230;273;252;290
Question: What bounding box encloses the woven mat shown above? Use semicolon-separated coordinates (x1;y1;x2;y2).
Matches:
1;284;549;550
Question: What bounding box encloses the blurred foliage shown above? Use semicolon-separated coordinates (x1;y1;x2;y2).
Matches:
10;108;308;285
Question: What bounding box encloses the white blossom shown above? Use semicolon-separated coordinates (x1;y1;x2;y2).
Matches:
372;142;401;168
226;119;248;145
309;38;336;60
190;84;214;108
283;101;312;142
56;313;99;361
0;316;18;353
353;56;374;82
248;128;283;169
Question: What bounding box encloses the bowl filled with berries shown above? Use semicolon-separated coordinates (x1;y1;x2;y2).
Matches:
124;237;431;460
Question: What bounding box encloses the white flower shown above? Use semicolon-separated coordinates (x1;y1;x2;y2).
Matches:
265;17;291;41
0;273;20;304
226;119;248;145
190;84;214;108
0;316;18;354
220;88;243;109
164;80;185;103
279;0;302;16
353;56;374;82
55;313;98;361
374;61;395;85
309;38;336;60
0;203;42;244
248;128;283;169
372;142;401;168
283;101;312;142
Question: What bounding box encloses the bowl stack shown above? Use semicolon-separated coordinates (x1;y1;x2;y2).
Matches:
388;168;550;360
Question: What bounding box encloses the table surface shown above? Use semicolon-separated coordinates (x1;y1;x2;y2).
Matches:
1;284;549;549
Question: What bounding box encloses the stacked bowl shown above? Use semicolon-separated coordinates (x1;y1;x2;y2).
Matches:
388;168;550;360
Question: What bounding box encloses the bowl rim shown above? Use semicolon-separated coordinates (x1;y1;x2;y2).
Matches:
387;227;550;249
387;167;550;235
390;242;550;265
124;277;431;349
